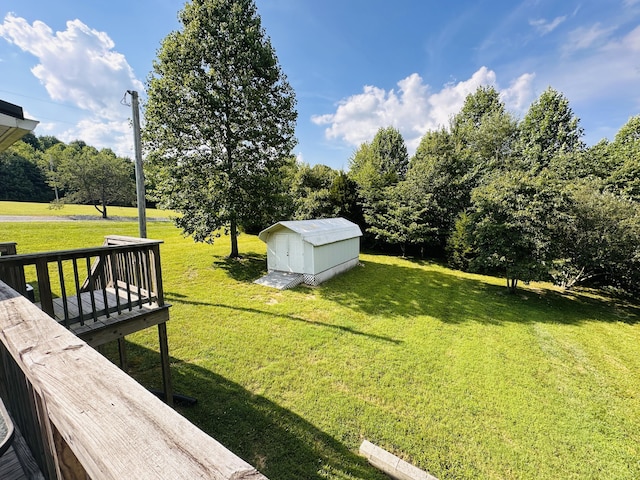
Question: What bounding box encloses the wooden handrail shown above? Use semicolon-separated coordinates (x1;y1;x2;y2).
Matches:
0;237;165;327
0;240;162;265
0;281;268;479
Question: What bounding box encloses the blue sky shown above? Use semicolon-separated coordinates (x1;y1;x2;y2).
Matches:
1;0;639;170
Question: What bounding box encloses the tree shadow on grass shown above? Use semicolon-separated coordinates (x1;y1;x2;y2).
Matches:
318;255;640;326
211;252;267;282
164;292;402;345
106;341;388;480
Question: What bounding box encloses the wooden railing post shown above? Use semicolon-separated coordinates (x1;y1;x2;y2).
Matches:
35;258;54;317
0;243;17;256
0;243;28;297
151;244;165;306
158;322;173;407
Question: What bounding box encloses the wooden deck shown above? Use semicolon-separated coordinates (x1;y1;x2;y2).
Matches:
48;286;170;347
0;281;268;479
0;425;44;480
0;446;26;480
0;236;174;405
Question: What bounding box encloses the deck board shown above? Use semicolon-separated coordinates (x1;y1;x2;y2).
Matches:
0;446;26;480
45;287;170;347
0;424;45;480
51;287;155;324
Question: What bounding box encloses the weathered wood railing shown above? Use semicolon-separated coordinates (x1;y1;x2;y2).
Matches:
0;281;268;479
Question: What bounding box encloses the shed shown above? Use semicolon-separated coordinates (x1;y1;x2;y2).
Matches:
258;217;362;286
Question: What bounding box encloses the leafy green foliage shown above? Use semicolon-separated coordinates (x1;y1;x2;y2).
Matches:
339;86;638;294
517;87;584;172
349;127;410;246
0;142;52;202
451;85;518;179
607;115;640;201
290;163;337;219
409;128;469;248
462;171;562;292
367;181;437;256
553;180;640;291
0;136;135;213
56;144;135;218
143;0;297;257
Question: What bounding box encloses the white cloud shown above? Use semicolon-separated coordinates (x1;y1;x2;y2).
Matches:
500;73;536;112
563;23;615;53
0;14;141;156
312;67;535;154
58;117;134;157
0;14;143;119
427;67;497;129
529;16;567;35
546;24;640;106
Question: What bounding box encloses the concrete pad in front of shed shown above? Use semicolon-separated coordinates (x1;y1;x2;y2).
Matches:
254;271;304;290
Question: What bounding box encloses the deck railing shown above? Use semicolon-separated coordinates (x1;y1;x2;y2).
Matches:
0;235;165;328
0;236;174;406
0;281;268;479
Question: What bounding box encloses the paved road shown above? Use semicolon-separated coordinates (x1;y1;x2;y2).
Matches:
0;215;169;222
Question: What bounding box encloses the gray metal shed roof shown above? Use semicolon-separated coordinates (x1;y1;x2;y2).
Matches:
258;217;362;247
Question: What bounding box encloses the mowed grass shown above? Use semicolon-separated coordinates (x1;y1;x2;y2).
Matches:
2;218;640;479
0;200;173;219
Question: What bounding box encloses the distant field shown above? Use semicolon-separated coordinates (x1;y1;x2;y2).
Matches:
2;217;639;480
0;201;174;219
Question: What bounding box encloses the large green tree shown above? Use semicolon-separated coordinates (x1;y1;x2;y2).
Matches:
410;128;468;249
518;87;584;172
456;171;565;292
143;0;297;257
349;126;408;244
290;163;336;220
57;145;135;218
607;115;640;201
451;85;518;181
552;180;640;291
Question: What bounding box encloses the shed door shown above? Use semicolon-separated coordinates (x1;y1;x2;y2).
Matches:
272;234;303;272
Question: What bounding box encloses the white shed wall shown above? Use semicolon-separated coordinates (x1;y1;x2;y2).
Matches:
309;238;360;275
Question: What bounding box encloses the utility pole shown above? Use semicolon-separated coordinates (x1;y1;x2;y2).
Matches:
49;156;59;202
128;90;147;238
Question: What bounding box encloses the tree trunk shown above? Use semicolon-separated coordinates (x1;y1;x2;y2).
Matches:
100;187;108;219
93;202;107;218
229;218;239;258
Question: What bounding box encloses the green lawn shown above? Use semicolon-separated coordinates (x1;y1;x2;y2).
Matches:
2;218;639;479
0;200;173;219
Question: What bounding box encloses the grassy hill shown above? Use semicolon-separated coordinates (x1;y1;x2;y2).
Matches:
2;217;639;479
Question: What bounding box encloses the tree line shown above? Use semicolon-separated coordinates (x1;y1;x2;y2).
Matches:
3;88;638;295
267;86;639;295
0;135;135;218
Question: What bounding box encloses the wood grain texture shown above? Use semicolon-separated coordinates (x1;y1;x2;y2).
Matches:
0;282;268;480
